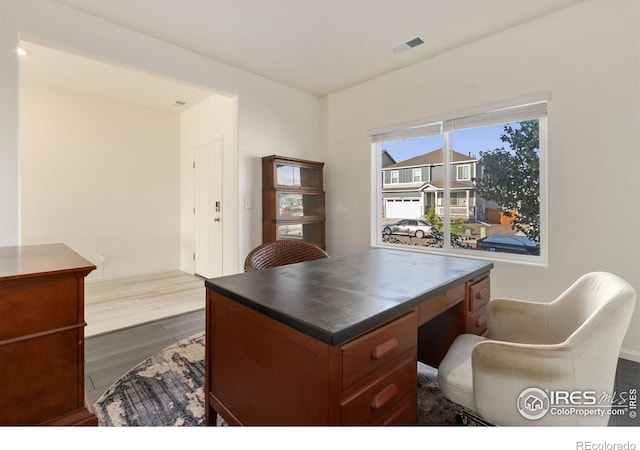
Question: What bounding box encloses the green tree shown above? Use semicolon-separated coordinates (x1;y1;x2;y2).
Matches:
475;120;540;241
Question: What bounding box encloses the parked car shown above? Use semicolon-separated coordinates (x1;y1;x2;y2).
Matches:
475;233;540;255
382;219;437;239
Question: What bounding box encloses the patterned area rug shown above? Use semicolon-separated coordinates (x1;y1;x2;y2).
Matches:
94;332;464;426
94;333;207;426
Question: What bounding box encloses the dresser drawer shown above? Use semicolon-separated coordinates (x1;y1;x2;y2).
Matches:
0;278;79;341
341;311;416;389
468;277;490;311
467;305;488;335
340;355;416;424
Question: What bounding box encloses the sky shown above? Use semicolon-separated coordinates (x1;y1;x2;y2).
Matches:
382;123;513;163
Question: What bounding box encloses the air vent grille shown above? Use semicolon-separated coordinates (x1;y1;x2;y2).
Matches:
406;37;424;48
392;36;425;54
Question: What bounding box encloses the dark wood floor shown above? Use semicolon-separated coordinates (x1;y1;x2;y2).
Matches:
612;357;640;426
84;309;640;426
84;308;205;403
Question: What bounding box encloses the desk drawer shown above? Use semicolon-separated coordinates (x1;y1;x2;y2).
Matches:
340;355;416;424
418;283;465;325
468;277;490;311
467;305;488;335
373;394;417;425
341;312;416;389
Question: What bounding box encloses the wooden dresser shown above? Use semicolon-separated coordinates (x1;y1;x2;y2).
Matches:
205;249;492;425
0;244;97;425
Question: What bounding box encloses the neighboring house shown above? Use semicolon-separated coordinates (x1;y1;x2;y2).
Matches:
381;148;479;220
381;150;397;168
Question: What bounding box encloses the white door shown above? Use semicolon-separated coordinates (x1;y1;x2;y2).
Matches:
194;139;223;278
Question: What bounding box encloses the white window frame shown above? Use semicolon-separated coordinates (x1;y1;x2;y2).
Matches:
390;170;399;184
450;191;467;206
370;92;549;266
456;164;471;181
412;168;422;182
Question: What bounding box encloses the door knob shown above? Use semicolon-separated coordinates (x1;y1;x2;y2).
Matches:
214;218;221;222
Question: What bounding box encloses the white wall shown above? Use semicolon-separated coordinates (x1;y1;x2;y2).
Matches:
237;85;325;260
20;81;180;279
0;4;20;246
180;94;239;275
324;0;640;360
0;0;323;273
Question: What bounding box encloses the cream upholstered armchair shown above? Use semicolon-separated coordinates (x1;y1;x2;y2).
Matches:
438;272;636;426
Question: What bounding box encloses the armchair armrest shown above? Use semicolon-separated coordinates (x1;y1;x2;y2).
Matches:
486;297;552;343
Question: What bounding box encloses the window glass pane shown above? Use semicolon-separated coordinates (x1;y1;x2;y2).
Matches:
448;121;541;256
375;100;545;261
456;165;470;181
381;135;443;247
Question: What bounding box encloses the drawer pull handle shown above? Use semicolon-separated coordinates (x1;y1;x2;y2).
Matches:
475;315;487;327
370;337;399;360
475;288;489;299
371;384;399;410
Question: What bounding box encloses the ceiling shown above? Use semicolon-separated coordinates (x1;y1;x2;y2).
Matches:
19;40;215;113
23;0;585;104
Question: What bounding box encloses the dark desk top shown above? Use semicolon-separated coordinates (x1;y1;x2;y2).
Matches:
205;248;492;345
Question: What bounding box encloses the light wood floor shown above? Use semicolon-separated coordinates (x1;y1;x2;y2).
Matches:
84;271;206;337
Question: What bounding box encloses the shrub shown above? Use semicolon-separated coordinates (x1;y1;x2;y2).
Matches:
425;206;442;226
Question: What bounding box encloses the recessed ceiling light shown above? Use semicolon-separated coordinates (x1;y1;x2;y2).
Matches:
392;37;425;54
16;47;27;57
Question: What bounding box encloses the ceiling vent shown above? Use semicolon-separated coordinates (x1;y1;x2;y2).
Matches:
392;37;425;54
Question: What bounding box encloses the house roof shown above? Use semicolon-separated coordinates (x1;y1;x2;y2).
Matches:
422;181;473;190
383;148;475;169
383;182;430;193
381;150;397;168
383;180;472;193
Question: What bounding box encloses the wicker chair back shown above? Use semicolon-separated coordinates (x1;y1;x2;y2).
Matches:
244;240;329;272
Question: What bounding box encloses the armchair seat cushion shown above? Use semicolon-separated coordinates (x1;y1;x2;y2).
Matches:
437;333;486;410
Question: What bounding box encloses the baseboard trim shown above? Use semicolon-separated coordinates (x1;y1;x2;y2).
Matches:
620;348;640;363
86;267;182;283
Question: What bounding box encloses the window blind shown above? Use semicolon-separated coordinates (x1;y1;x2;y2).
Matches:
369;92;549;141
444;100;547;132
370;121;441;143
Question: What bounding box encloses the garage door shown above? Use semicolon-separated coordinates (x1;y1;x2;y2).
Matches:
385;198;422;219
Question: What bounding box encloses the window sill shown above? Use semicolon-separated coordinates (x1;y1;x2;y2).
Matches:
372;242;548;268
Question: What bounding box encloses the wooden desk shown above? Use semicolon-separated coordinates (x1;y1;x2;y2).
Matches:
205;249;492;425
